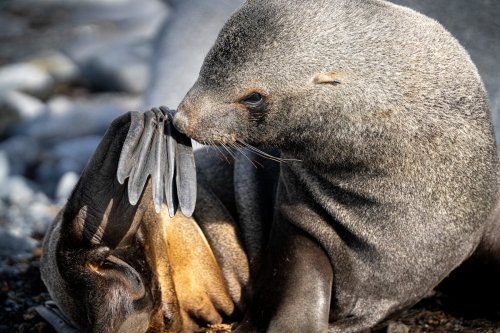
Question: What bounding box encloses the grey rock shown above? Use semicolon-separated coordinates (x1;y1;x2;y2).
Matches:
12;94;138;144
56;171;80;202
0;136;40;176
81;38;151;93
0;229;37;256
36;135;101;195
0;176;36;205
144;0;244;108
26;200;58;235
0;62;55;97
0;90;46;135
31;51;80;85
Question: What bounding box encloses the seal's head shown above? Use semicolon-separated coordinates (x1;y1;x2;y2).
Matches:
174;0;492;167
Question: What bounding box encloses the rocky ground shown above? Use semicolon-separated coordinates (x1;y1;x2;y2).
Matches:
0;0;499;332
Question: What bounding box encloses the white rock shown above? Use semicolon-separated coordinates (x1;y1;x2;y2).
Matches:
0;91;46;135
0;62;54;96
31;51;79;84
0;176;35;205
12;95;134;143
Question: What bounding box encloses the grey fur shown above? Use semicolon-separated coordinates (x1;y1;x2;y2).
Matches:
174;0;500;331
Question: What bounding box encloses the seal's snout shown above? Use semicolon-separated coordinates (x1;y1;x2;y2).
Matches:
173;108;190;136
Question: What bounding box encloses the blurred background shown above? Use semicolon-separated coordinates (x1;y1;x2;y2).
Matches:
0;0;498;332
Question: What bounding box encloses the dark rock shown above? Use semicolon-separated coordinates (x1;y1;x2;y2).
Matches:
0;136;41;176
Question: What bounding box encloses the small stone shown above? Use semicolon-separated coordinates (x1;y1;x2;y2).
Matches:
0;90;46;135
0;176;35;205
0;229;37;256
82;39;151;93
386;321;410;333
31;51;79;85
0;62;54;97
0;136;40;176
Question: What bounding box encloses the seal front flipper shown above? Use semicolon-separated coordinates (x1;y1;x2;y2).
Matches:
118;108;171;213
126;110;157;206
161;106;179;217
174;126;197;217
234;218;333;333
117;111;144;185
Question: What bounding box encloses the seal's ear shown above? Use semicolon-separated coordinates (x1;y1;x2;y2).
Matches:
87;250;146;300
313;72;343;85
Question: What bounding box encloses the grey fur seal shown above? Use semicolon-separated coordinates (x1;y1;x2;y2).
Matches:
173;0;500;332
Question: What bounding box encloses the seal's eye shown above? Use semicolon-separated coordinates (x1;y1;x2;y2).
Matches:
242;93;264;107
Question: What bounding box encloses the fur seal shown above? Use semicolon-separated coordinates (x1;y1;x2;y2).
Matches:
40;111;250;332
173;0;500;331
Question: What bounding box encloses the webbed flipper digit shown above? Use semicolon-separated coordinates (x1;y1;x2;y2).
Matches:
117;111;144;185
161;106;178;217
127;110;157;205
151;107;167;213
117;106;196;217
175;126;197;217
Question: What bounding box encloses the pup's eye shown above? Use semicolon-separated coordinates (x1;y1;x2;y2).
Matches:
242;93;264;106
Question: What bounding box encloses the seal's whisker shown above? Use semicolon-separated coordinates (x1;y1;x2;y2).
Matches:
236;139;302;163
211;140;232;164
229;141;262;168
221;143;237;160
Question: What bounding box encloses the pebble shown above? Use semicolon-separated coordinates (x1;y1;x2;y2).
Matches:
81;38;151;93
0;63;54;98
386;321;410;333
0;136;40;176
0;91;46;135
0;176;36;205
0;229;37;256
31;51;79;85
36;135;101;195
11;95;133;144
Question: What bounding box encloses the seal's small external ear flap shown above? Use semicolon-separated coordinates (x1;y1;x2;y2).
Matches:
88;253;146;300
313;72;342;85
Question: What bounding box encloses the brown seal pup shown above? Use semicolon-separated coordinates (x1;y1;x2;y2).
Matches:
40;111;250;333
173;0;500;331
